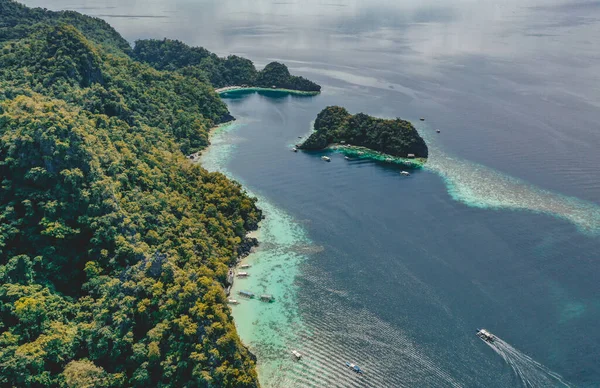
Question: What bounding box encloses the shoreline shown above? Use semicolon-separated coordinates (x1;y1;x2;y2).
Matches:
186;121;237;161
216;85;320;96
198;119;310;385
316;143;427;168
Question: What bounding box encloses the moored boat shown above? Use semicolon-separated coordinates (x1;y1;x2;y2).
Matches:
240;264;251;269
321;156;331;162
292;147;298;152
260;294;275;302
238;290;254;298
400;171;410;176
227;299;239;305
291;350;302;360
237;272;249;278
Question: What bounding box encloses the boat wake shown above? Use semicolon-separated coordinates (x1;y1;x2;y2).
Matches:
481;336;570;388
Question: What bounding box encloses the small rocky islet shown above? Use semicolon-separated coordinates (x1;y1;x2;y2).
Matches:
298;106;428;159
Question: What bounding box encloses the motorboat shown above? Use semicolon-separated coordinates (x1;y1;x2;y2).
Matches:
227;299;239;305
237;272;249;278
345;362;364;374
321;156;331;162
291;350;302;360
476;328;496;343
400;171;410;176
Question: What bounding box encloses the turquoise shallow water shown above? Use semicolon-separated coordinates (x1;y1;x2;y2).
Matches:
201;121;312;386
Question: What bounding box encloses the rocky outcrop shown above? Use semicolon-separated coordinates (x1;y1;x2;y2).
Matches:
300;106;428;158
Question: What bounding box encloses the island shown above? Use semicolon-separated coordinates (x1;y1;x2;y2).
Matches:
0;1;326;387
133;39;321;93
299;106;429;159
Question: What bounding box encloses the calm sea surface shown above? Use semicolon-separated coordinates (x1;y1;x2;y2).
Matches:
23;0;600;386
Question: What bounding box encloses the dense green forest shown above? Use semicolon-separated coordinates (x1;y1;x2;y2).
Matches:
300;106;429;158
0;1;266;386
133;39;321;92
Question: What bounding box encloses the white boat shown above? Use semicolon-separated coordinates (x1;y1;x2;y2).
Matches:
321;156;331;162
240;264;251;269
345;362;364;374
400;171;410;176
292;147;298;152
227;299;239;305
476;328;496;343
237;272;249;278
291;350;302;360
344;156;351;160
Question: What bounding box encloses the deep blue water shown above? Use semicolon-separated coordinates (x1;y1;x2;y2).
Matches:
23;0;600;386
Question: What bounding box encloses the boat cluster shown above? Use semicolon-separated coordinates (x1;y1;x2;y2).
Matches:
227;264;277;305
291;145;416;178
234;290;275;303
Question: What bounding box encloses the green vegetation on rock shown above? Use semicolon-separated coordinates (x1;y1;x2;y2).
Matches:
300;106;429;158
133;38;321;92
0;1;263;386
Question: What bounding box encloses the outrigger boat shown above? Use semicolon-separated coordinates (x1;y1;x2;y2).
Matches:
260;294;275;303
236;272;249;278
240;264;251;269
476;328;496;343
238;290;254;298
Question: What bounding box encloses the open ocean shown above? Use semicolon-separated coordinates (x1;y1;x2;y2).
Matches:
24;0;600;386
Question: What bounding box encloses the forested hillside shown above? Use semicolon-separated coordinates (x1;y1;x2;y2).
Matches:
133;38;321;92
300;106;429;158
0;1;262;386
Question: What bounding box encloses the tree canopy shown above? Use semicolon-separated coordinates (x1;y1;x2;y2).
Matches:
300;106;429;158
0;1;263;386
133;38;321;92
